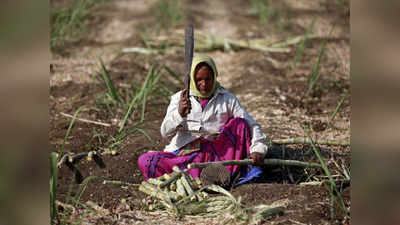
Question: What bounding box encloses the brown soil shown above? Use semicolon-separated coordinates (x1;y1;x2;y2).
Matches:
50;0;350;224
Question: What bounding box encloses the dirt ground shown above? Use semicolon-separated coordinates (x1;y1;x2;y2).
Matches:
50;0;350;224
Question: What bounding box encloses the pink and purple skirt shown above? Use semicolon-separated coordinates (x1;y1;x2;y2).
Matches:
138;117;251;180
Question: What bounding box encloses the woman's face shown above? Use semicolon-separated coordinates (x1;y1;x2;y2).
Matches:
195;66;214;95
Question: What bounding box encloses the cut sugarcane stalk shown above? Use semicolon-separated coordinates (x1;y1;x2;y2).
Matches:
170;191;182;200
139;181;167;200
103;180;139;187
182;174;199;190
176;178;187;197
158;173;169;181
163;173;172;180
180;174;195;200
140;181;180;201
172;165;181;173
299;179;350;186
169;182;177;191
181;170;203;200
158;171;182;189
147;178;164;186
134;30;318;53
189;179;200;190
188;158;321;169
271;137;349;146
195;178;202;186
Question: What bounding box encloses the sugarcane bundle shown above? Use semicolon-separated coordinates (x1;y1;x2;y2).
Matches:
138;166;284;223
138;166;207;205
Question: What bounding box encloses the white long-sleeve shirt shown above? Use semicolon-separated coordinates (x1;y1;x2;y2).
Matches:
160;87;268;155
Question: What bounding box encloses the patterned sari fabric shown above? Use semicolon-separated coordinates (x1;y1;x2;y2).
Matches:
138;117;251;180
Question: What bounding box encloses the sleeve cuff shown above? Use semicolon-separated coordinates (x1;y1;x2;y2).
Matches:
249;143;268;156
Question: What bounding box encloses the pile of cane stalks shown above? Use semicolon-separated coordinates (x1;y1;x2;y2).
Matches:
138;166;283;224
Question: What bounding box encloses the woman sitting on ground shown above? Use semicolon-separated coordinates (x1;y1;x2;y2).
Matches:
138;55;269;186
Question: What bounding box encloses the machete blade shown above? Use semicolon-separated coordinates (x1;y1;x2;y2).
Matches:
184;25;194;99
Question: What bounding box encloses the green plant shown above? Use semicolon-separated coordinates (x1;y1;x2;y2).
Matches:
301;125;348;220
50;0;109;49
95;60;182;151
50;152;59;224
250;0;271;24
164;65;184;85
156;0;182;29
73;176;99;206
336;0;349;9
99;57;121;104
141;30;152;50
65;170;77;205
273;11;284;31
60;105;86;154
95;62;162;150
119;63;155;132
56;175;99;223
306;26;334;96
328;90;349;129
327;73;344;89
108;122;152;151
87;132;106;151
119;62;175;130
292;18;316;69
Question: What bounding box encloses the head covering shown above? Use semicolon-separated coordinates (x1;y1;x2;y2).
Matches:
189;55;219;98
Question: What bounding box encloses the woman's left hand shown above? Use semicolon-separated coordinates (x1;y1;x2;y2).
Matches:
250;152;264;166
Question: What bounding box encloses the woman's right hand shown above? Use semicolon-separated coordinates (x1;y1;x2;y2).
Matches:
178;89;191;117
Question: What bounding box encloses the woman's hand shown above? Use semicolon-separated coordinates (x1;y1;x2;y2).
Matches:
250;152;264;166
177;150;186;156
178;89;191;117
